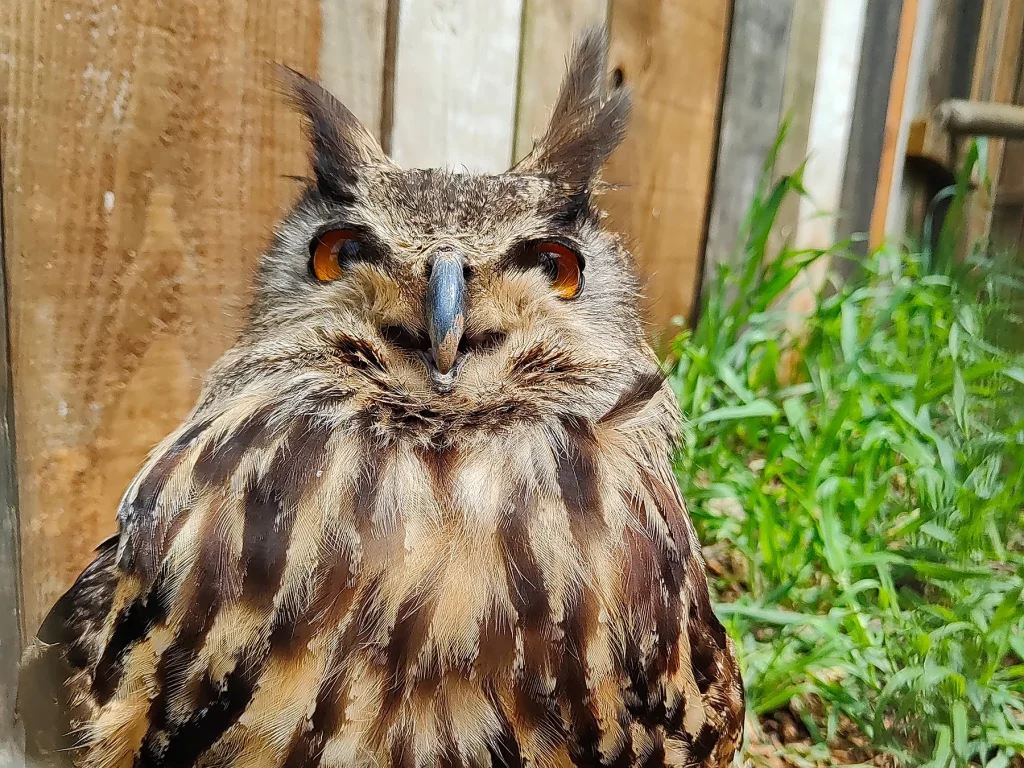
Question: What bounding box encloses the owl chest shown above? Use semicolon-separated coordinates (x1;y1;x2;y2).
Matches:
87;417;689;767
345;495;612;683
281;511;635;768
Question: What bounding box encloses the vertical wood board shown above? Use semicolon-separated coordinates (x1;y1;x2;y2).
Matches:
917;0;983;110
0;152;24;761
604;0;732;334
993;51;1024;248
390;0;525;171
869;0;921;246
892;0;999;244
2;0;321;632
835;0;903;250
794;0;869;251
969;0;1008;100
775;0;827;241
788;0;868;313
887;0;941;236
702;0;795;297
965;0;1024;247
513;0;609;162
319;0;390;136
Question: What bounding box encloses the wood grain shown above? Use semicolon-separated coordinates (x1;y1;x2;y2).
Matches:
1;0;321;632
702;0;795;296
513;0;608;162
893;0;985;243
918;0;983;108
775;0;826;241
389;0;525;172
969;0;1007;101
868;0;920;247
788;0;868;315
604;0;731;335
836;0;902;250
887;0;943;237
992;49;1024;249
965;0;1024;248
319;0;390;136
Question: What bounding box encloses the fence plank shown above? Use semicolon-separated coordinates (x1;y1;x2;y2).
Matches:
775;0;827;241
319;0;390;136
836;0;903;250
702;0;795;298
604;0;732;334
992;47;1024;249
920;0;984;108
390;0;525;171
970;0;1008;101
965;0;1024;248
787;0;869;314
868;0;920;247
0;151;24;763
886;0;943;236
513;0;608;162
1;0;321;632
895;0;984;242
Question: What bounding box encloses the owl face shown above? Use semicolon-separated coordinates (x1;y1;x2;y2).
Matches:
231;33;646;442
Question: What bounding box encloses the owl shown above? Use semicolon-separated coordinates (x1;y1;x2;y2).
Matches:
18;29;744;768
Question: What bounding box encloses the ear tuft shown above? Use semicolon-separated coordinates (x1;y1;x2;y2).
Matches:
516;28;632;193
276;65;390;199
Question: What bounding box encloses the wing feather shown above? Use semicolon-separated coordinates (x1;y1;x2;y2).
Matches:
19;535;120;765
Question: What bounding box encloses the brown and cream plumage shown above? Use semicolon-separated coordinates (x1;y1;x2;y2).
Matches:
18;30;744;768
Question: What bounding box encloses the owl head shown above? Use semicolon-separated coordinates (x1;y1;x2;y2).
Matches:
213;30;656;446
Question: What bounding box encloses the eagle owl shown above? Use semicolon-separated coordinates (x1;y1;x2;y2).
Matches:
18;30;744;768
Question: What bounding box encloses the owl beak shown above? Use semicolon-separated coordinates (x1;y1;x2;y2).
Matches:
426;250;466;376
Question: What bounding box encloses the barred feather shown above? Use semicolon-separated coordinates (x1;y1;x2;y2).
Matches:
21;373;742;767
18;28;742;768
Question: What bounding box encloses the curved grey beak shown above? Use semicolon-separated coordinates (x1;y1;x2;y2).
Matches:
426;250;466;375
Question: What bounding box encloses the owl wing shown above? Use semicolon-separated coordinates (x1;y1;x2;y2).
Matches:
621;457;745;768
18;534;121;766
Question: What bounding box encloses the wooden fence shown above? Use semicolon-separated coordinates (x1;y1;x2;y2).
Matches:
2;0;1024;754
708;0;1024;310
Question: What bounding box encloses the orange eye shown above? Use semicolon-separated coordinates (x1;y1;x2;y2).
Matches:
535;241;584;299
309;229;361;282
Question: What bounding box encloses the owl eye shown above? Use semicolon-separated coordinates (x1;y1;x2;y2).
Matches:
309;229;363;282
532;241;584;299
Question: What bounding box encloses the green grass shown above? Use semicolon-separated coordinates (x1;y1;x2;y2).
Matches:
668;137;1024;767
